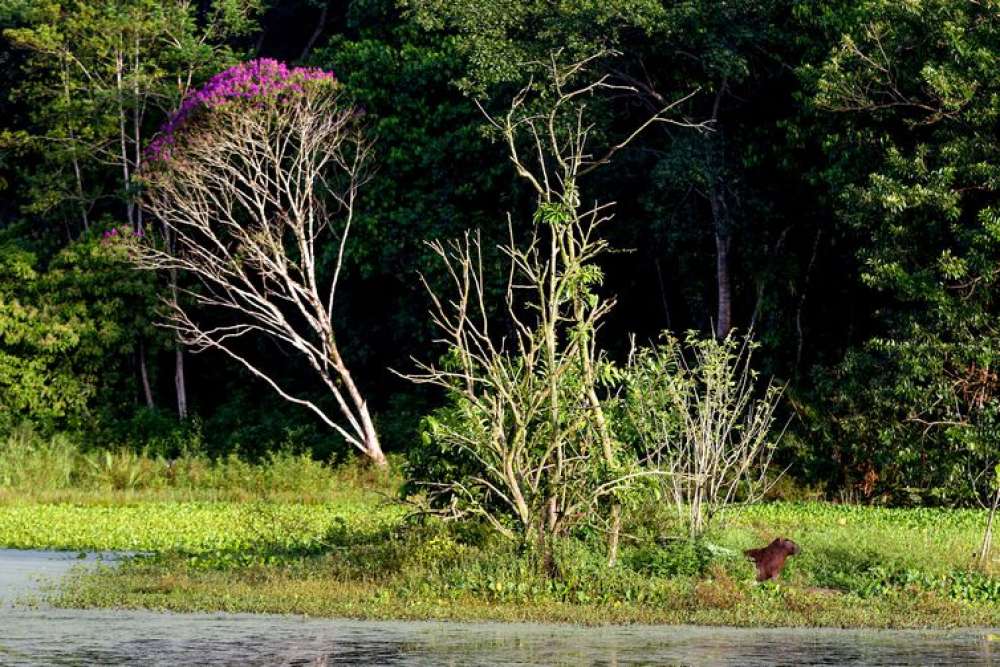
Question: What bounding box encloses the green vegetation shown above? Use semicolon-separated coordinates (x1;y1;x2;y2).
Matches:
0;425;398;504
0;432;994;626
3;491;995;627
0;502;401;557
0;435;995;627
2;0;1000;633
2;0;999;504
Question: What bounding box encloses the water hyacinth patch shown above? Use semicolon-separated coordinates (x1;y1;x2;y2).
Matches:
144;58;337;164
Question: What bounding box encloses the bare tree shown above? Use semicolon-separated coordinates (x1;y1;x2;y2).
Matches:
133;81;386;465
967;459;1000;570
407;52;702;565
411;223;621;548
979;483;1000;570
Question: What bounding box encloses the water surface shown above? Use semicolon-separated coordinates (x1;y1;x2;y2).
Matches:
0;549;996;665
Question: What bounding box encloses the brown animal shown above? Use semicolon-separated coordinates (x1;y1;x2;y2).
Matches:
744;537;800;581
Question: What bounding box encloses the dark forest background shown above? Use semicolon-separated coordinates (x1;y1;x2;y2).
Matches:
2;0;998;505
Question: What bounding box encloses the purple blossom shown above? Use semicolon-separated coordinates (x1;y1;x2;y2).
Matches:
144;58;337;164
100;225;139;244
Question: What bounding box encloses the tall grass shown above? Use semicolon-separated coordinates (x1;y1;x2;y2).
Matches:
0;424;398;503
0;424;77;490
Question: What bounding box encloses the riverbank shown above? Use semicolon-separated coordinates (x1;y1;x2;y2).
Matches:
1;550;994;665
1;476;998;628
51;556;1000;627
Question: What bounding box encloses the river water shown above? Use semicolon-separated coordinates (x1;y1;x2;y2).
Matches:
0;549;997;665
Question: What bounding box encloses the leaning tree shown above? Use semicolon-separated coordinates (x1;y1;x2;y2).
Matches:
133;58;386;465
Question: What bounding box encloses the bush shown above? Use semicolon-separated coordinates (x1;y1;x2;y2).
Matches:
623;331;784;537
626;539;713;578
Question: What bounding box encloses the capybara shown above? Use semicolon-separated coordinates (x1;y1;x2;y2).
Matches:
744;537;800;581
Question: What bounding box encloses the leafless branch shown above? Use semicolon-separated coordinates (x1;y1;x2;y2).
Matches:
133;83;386;465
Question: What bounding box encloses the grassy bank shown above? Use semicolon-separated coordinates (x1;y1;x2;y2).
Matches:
1;429;997;627
2;484;998;626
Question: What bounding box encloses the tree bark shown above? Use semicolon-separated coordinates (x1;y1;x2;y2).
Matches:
607;503;622;567
330;345;385;466
115;47;135;228
61;63;89;234
299;1;330;62
357;398;385;466
714;229;732;338
174;345;188;420
707;81;732;339
139;338;154;409
132;37;144;236
168;251;188;420
795;229;822;377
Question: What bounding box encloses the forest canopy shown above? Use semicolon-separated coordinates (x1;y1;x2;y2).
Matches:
1;0;998;506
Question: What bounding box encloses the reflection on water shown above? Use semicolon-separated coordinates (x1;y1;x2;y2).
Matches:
0;549;996;666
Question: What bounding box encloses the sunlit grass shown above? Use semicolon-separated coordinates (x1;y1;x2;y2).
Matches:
0;425;401;504
3;492;997;627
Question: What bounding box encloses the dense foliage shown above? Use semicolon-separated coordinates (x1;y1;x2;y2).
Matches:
2;0;999;505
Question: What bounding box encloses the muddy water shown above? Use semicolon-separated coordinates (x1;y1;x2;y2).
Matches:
0;549;996;665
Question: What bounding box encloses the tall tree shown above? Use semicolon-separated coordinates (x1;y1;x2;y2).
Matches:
406;0;810;342
0;223;158;433
135;59;389;466
1;0;262;418
802;0;1000;499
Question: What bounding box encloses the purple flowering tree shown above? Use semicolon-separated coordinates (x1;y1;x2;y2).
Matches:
134;59;386;465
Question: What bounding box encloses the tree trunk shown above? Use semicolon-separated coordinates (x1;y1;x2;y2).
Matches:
707;82;732;339
795;229;822;377
607;503;622;567
132;39;144;236
62;64;89;234
714;230;732;338
567;223;621;566
71;152;89;234
299;1;330;62
174;346;188;420
115;47;135;227
139;338;154;409
357;398;385;466
330;344;386;466
169;261;188;420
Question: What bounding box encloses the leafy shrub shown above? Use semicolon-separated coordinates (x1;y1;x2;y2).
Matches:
80;448;156;490
622;331;784;538
626;539;713;578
